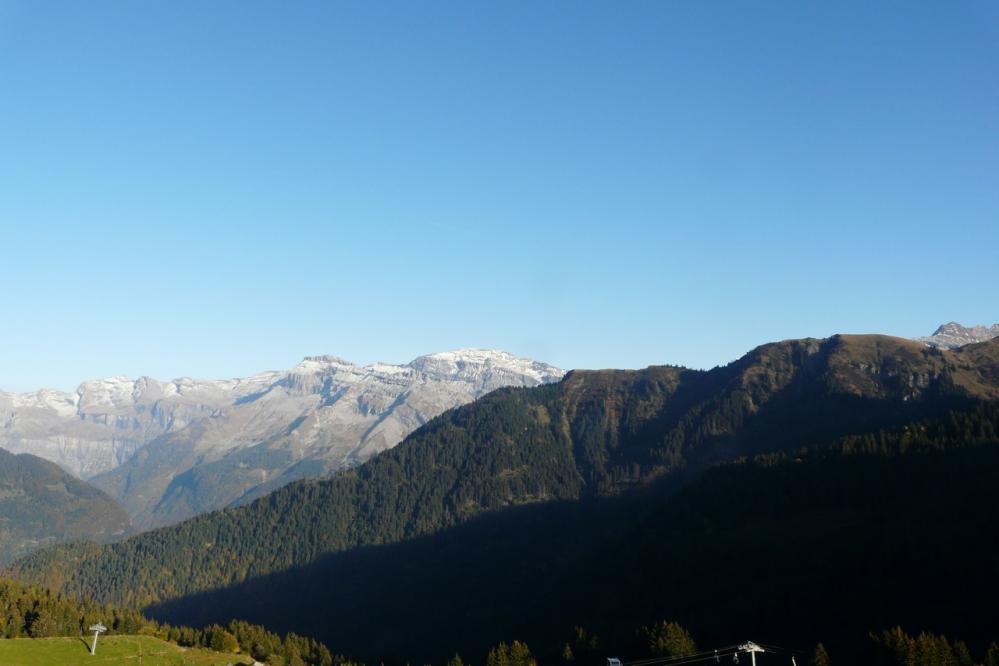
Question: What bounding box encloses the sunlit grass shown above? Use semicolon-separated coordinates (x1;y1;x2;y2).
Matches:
0;635;249;665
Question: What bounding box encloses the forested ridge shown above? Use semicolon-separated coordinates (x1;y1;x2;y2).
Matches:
0;448;129;565
5;335;999;663
140;402;999;663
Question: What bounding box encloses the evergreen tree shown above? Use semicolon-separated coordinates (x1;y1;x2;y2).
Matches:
646;621;696;657
26;608;60;638
487;641;536;666
984;642;999;666
206;625;239;653
0;578;332;665
811;643;831;666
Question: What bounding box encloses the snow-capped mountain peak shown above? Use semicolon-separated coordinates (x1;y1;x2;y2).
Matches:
408;348;564;385
0;348;565;529
915;322;999;349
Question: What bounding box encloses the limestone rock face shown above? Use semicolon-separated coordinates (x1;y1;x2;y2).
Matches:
916;322;999;350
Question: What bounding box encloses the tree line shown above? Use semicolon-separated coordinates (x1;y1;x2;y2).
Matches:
5;336;999;664
6;569;999;666
0;577;334;665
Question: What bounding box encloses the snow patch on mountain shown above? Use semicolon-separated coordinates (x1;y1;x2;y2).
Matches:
915;322;999;349
0;349;565;527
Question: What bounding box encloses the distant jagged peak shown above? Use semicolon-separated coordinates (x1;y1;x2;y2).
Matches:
288;348;564;383
0;387;80;416
408;348;565;384
916;321;999;349
291;355;358;374
414;347;533;365
2;348;564;413
931;321;999;337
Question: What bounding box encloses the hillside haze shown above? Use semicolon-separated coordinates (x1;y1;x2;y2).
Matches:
9;333;999;662
0;349;563;528
0;449;128;565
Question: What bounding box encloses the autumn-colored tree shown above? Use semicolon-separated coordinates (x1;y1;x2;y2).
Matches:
646;621;696;657
811;643;831;666
487;641;536;666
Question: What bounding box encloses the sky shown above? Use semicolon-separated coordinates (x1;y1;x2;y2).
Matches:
0;1;997;392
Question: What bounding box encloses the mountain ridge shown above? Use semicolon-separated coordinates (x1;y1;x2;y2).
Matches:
1;348;564;529
10;333;999;611
0;448;129;565
916;321;999;349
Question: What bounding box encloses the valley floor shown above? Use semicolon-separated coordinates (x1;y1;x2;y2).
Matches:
0;635;249;666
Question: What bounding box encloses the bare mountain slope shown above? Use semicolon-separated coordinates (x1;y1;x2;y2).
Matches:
916;321;999;349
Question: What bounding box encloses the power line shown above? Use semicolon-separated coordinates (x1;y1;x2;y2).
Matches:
623;645;743;666
615;641;769;666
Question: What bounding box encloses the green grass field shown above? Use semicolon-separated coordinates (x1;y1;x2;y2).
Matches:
0;635;252;665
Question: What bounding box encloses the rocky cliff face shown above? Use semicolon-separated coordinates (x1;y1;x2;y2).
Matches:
0;350;563;529
0;373;280;478
916;322;999;349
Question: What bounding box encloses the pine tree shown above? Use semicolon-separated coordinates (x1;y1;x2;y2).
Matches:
811;643;831;666
952;641;973;666
487;642;510;666
646;621;696;657
487;641;536;666
26;608;59;638
508;641;536;666
984;642;999;666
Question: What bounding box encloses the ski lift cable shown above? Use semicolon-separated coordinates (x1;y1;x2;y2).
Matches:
623;651;735;666
624;645;743;665
623;647;745;666
629;652;737;666
757;643;804;654
653;650;746;666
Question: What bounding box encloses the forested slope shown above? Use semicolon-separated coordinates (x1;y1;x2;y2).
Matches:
7;335;999;651
0;448;129;564
141;403;999;663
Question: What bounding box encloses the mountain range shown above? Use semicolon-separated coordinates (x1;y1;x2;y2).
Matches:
9;332;999;662
1;322;991;534
916;321;999;349
0;349;563;529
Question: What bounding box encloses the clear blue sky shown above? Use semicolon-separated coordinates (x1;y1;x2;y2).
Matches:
1;1;997;392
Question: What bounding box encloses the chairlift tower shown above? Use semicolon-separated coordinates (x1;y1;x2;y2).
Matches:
607;638;767;666
738;641;765;666
88;623;107;655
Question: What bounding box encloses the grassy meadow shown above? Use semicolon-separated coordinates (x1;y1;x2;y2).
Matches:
0;635;250;665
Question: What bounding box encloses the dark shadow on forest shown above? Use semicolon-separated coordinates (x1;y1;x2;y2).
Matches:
147;437;999;665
